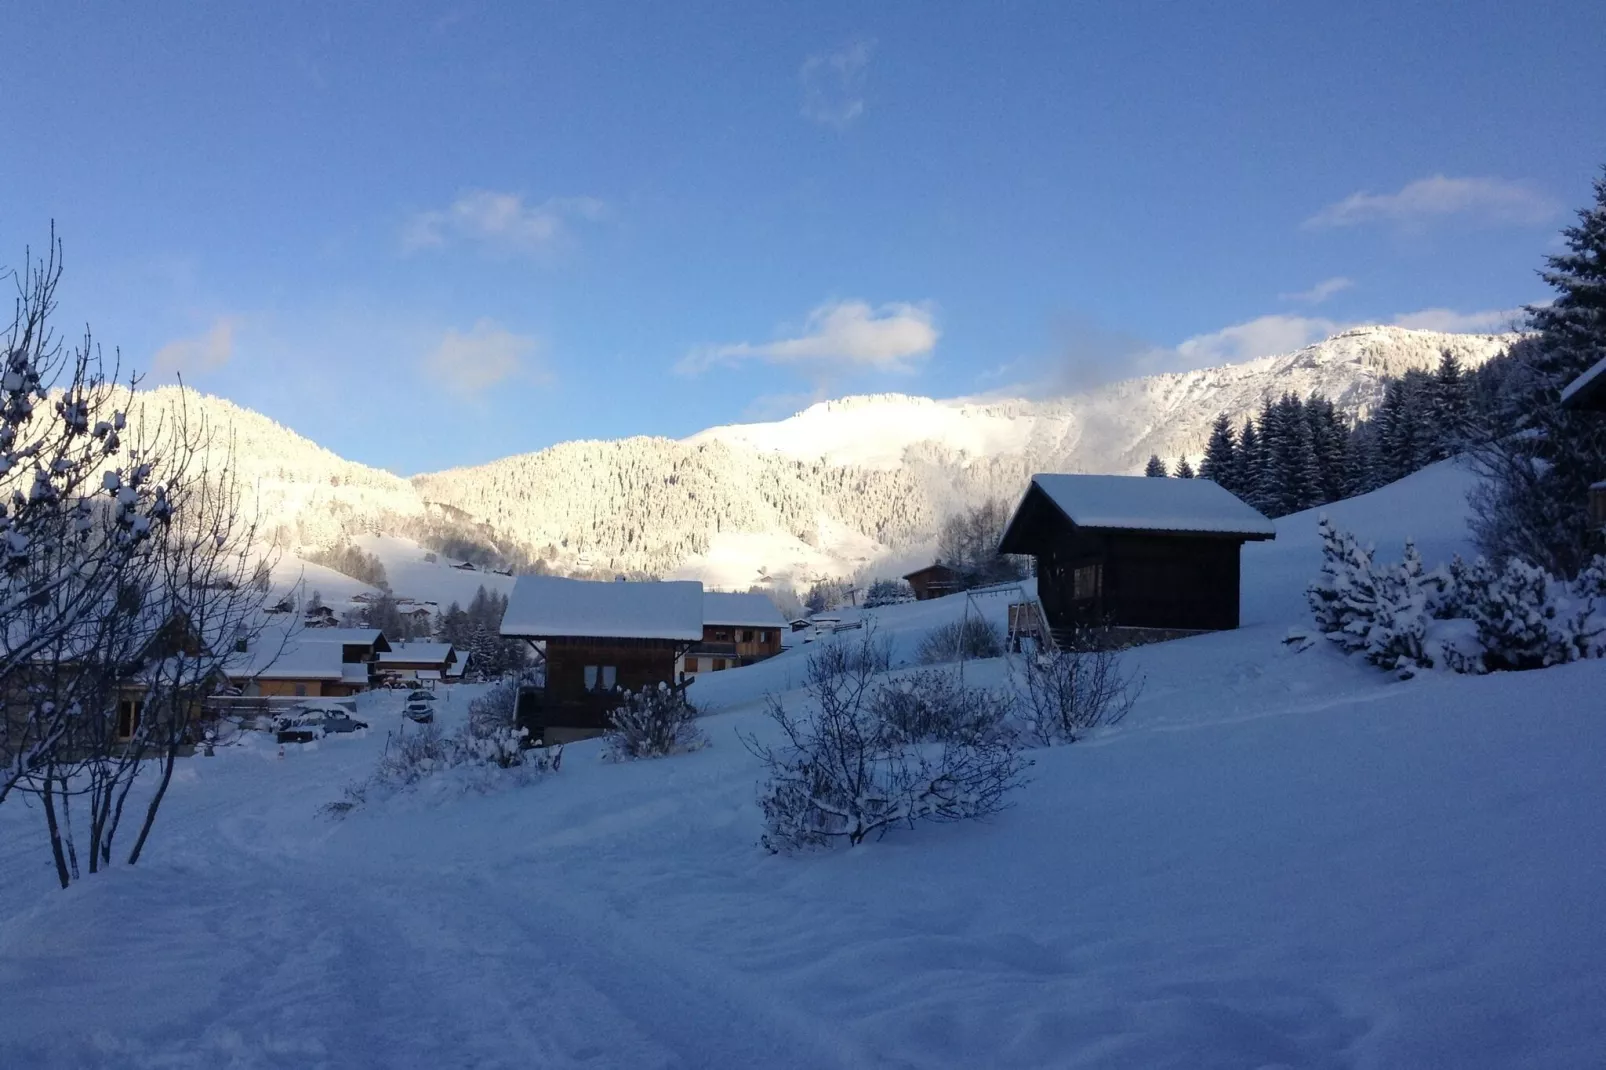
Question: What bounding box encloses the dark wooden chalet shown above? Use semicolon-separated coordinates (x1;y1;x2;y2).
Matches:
1561;356;1606;527
683;592;787;675
903;563;963;601
998;474;1275;641
501;575;704;744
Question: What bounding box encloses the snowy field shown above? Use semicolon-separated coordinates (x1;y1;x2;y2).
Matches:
3;462;1605;1068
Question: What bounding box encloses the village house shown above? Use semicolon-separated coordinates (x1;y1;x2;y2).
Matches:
500;575;704;744
224;627;390;698
1560;356;1606;526
681;591;786;676
998;473;1275;643
903;563;964;601
376;641;459;686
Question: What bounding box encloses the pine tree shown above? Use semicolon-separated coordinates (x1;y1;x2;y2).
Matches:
1236;419;1262;510
1174;457;1195;478
1200;414;1237;490
1471;165;1606;575
1428;351;1477;459
1144;455;1168;477
1253;397;1284;515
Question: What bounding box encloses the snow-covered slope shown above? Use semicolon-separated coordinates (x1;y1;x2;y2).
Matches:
6;459;1605;1068
126;325;1515;589
688;325;1514;471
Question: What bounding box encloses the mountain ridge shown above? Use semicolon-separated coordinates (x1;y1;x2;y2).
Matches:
132;324;1518;588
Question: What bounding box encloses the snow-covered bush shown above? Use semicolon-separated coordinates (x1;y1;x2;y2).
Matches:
1451;557;1598;671
1308;518;1604;676
372;724;459;790
870;669;1014;746
603;683;705;761
1009;632;1142;745
744;642;1029;852
917;616;1004;664
1306;518;1446;677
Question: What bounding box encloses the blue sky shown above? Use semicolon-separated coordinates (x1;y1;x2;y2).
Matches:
3;1;1603;474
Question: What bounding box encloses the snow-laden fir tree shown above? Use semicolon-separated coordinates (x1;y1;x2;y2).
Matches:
1174;456;1195;478
1472;165;1606;576
1144;454;1168;477
1200;414;1237;490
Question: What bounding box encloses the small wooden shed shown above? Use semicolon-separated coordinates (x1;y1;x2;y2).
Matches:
998;474;1275;639
903;563;963;601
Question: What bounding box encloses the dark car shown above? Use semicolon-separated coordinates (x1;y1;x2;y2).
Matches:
274;704;369;744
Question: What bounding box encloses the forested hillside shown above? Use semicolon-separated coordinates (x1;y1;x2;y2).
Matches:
117;325;1517;586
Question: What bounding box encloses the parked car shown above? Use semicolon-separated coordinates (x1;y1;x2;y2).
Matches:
274;703;369;744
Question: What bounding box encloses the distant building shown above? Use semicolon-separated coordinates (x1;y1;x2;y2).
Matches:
1560;357;1606;527
682;592;786;676
225;627;390;698
377;641;459;686
500;575;703;744
903;563;963;601
998;474;1274;642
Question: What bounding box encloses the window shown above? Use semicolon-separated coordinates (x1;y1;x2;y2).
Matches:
1072;564;1102;601
601;666;617;690
294;683;308;697
584;665;598;689
584;665;618;690
712;658;727;672
116;698;143;740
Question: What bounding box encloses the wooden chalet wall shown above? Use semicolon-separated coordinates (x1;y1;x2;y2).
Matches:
1005;482;1257;634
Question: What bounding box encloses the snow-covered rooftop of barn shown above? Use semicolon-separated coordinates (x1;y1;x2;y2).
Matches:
501;575;705;640
1028;473;1276;536
702;591;786;628
377;642;455;665
224;634;349;681
1561;354;1606;409
295;628;387;647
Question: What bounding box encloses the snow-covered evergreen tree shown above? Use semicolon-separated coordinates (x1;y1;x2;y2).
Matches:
1472;166;1606;576
1144;454;1168;477
1200;414;1237;489
1174;457;1195;478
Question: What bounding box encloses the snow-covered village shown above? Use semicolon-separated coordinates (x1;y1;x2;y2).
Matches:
5;6;1606;1068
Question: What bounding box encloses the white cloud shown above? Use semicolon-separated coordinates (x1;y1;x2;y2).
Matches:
1389;307;1524;333
403;190;608;253
1303;175;1559;230
423;319;543;397
679;300;937;375
800;38;874;129
1174;314;1341;369
1279;276;1353;305
152;318;235;378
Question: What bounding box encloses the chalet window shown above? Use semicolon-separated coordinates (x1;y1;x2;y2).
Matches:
584;665;598;689
116;698;143;740
584;665;618;690
1072;564;1102;601
294;683;307;697
601;666;617;690
712;658;727;672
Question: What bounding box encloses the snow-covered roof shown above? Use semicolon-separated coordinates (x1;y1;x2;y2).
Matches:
377;642;456;666
1009;474;1276;539
1561;355;1606;410
224;636;348;682
295;628;389;649
501;575;705;640
702;592;786;628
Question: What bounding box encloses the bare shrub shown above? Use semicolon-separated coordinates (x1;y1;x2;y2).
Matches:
870;669;1013;746
372;723;459;790
917;616;1003;664
1011;630;1142;745
744;640;1029;852
604;683;705;761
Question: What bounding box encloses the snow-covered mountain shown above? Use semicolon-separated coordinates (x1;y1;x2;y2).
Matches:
131;325;1516;591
